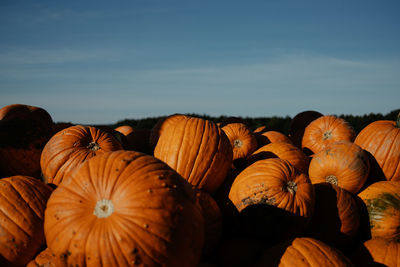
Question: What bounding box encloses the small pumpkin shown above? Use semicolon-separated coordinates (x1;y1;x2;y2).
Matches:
358;180;400;240
354;112;400;181
40;125;123;185
254;130;292;148
302;115;355;155
154;116;233;193
44;150;204;267
0;176;53;266
308;141;370;194
0;104;54;178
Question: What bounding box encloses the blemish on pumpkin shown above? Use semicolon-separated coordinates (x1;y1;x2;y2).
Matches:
147;189;152;193
131;247;137;254
161;182;167;187
365;193;400;229
144;223;149;228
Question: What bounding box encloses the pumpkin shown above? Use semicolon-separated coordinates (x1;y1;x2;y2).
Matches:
228;158;314;238
306;183;360;250
149;113;187;152
40;125;123;185
358;180;400;241
255;237;353;267
26;248;65;267
221;123;257;167
247;142;309;174
352;238;400;267
254;130;292;148
289;110;323;148
0;176;53;266
154;116;233;193
0;104;54;178
115;125;151;153
44;150;204;267
195;189;223;258
354;112;400;181
302;115;355;155
308;141;370;194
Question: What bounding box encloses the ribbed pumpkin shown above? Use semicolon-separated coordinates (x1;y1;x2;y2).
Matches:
289;110;323;148
0;176;53;266
40;125;123;185
0;104;54;178
352;238;400;267
254;130;292;148
44;150;204;267
306;183;360;250
154;116;233;193
228;158;314;236
247;142;309;174
308;141;370;194
149;113;187;151
358;180;400;240
354;112;400;182
26;248;65;267
255;237;353;267
302;115;355;155
221;123;257;164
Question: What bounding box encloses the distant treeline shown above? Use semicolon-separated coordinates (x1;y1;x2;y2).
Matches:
113;109;400;135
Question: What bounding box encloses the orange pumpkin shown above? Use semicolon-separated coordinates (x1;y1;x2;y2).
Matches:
247;142;309;173
354;112;400;181
44;150;204;267
289;110;323;148
221;123;257;164
308;141;370;194
0;104;54;178
255;130;292;148
0;176;53;266
358;180;400;240
352;238;400;267
26;248;65;267
302;115;355;155
154;116;233;193
228;158;314;237
149;113;187;151
40;125;123;185
255;237;353;267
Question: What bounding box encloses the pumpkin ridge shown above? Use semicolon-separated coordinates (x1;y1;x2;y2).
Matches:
381;129;400;178
0;201;31;238
14;177;51;213
185;119;205;185
303;238;337;266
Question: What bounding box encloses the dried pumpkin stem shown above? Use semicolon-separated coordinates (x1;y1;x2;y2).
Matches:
94;199;114;218
286;181;297;195
87;141;100;151
233;139;243;148
322;130;332;140
326;175;338;185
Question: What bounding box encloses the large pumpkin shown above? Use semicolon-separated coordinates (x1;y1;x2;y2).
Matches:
149;113;187;151
302;115;355;155
358;180;400;240
308;141;370;194
354;112;400;181
44;150;204;267
40;125;123;185
154;116;233;193
228;158;314;237
255;237;353;267
0;176;53;266
0;104;54;178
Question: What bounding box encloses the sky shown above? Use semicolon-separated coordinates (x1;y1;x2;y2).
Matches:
1;0;399;124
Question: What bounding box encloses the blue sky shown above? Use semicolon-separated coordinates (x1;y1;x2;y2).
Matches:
1;0;399;124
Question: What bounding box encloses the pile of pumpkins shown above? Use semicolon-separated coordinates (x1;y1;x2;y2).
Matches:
0;104;399;267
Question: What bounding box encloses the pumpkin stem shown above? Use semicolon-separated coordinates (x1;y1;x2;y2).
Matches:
87;141;100;151
286;181;297;195
94;199;114;218
326;175;338;185
322;130;332;140
233;139;243;148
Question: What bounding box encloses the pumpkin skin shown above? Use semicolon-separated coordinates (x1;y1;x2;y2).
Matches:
358;180;400;241
354;113;400;182
0;176;53;266
247;142;309;174
149;114;187;152
306;183;360;250
289;110;323;148
221;123;257;163
154;116;233;193
0;104;54;178
44;150;204;267
40;125;123;185
228;158;314;237
302;115;356;155
255;237;353;267
255;130;292;148
308;141;370;194
26;248;65;267
352;238;400;267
